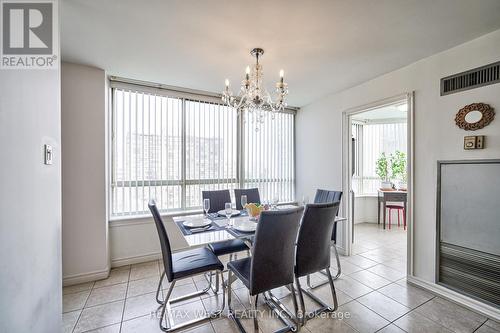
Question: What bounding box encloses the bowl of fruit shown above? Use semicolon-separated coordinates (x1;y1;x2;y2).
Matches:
244;203;266;221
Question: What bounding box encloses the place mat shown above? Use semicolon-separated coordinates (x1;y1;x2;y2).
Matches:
226;227;256;239
175;220;225;236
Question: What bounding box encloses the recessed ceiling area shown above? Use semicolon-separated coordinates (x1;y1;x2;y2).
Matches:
352;104;407;122
61;0;500;107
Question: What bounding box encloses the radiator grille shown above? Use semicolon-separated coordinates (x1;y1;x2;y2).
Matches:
440;61;500;96
439;242;500;307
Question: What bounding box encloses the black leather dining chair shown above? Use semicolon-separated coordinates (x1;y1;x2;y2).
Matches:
306;189;343;288
202;189;232;213
234;188;261;210
202;189;249;293
294;202;340;326
227;207;304;333
148;201;225;332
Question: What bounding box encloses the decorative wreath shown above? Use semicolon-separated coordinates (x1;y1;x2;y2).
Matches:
455;103;495;131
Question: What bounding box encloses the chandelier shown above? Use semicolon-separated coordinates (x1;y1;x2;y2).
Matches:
222;48;288;130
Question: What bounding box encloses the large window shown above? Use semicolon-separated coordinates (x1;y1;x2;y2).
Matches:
352;121;407;195
110;83;295;217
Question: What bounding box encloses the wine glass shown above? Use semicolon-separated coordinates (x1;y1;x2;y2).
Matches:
241;195;247;211
203;198;210;219
225;202;233;228
272;193;279;210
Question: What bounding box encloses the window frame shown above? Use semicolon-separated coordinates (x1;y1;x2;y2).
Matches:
108;79;296;220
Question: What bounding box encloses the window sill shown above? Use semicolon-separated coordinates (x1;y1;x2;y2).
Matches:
354;193;378;198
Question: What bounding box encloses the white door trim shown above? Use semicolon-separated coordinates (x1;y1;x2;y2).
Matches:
341;92;415;277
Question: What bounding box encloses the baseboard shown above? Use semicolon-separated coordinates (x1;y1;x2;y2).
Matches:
111;252;162;268
407;275;500;321
63;267;110;287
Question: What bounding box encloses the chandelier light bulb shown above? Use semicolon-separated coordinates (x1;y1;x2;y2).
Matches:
246;66;250;75
279;69;284;78
225;79;230;87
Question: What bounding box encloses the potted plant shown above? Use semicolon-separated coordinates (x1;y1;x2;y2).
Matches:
376;153;392;189
390;150;407;190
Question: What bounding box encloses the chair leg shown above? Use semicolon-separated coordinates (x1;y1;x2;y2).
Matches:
305;243;341;289
229;270;297;333
397;209;401;227
156;271;166;304
296;268;338;326
158;270;224;332
331;243;342;280
295;276;306;327
263;291;298;333
388;208;392;229
251;295;259;333
325;269;338;311
227;270;247;333
403;208;407;230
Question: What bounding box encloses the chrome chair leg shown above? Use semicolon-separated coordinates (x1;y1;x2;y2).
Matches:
205;253;236;294
306;243;342;289
157;270;224;332
228;270;246;333
294;277;306;327
331;243;342;280
295;268;338;326
263;286;300;332
156;271;166;304
228;272;297;333
251;295;259;332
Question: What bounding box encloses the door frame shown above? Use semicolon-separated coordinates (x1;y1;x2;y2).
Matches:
341;92;415;276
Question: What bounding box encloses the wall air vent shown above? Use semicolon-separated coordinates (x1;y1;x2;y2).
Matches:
440;61;500;96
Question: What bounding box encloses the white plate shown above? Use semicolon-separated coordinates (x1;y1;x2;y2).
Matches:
183;218;212;228
233;222;257;233
217;210;241;217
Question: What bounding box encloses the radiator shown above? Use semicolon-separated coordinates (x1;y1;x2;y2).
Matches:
439;242;500;307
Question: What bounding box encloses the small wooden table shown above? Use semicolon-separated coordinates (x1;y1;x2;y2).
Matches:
378;190;407;229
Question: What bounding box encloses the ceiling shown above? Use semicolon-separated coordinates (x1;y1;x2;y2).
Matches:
61;0;500;107
352;104;407;122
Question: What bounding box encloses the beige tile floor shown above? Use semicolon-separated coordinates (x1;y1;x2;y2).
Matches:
63;223;498;333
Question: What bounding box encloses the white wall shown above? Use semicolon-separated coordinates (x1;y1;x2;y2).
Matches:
110;216;187;267
61;62;109;285
354;196;378;224
0;33;62;333
296;29;500;284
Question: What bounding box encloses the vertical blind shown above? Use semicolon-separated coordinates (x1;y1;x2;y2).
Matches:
243;111;295;203
352;122;407;195
111;84;295;217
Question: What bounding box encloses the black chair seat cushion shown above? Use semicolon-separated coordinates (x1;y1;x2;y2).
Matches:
227;257;251;289
208;239;249;256
171;247;223;280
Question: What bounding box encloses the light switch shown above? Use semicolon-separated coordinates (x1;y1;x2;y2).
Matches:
44;144;53;165
464;136;485;150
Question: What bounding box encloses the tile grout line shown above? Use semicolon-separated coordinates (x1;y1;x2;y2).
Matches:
70;281;94;333
472;318;491;333
119;265;133;333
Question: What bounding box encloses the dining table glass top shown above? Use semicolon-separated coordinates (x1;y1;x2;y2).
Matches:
173;205;347;248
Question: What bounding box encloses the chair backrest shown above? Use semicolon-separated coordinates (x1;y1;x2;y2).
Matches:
148;200;174;282
202;189;231;213
249;207;304;295
234;188;261;210
314;189;343;242
295;202;340;277
314;189;343;205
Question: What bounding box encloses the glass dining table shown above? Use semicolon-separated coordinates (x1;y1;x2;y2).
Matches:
172;204;347;248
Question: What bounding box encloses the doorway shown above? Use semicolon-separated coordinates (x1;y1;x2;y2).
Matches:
341;93;414;277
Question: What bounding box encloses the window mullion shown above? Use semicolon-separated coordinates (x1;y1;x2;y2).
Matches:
181;98;187;210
